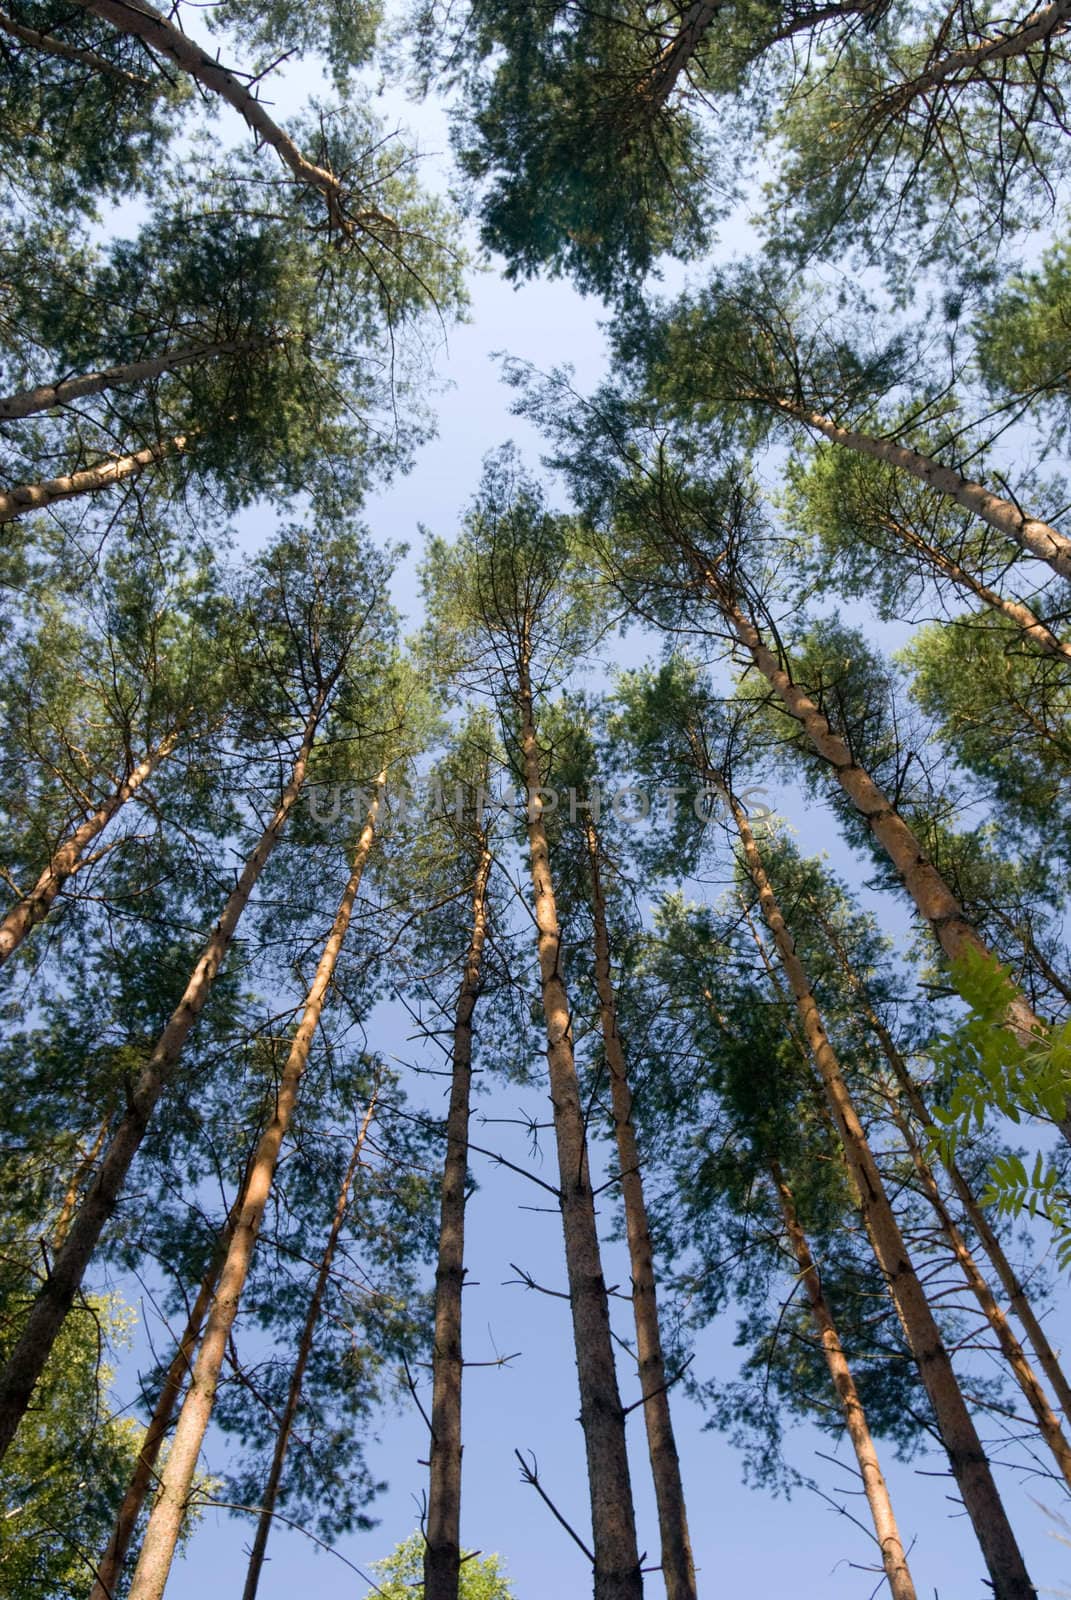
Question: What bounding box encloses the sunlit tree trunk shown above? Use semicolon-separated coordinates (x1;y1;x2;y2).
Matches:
0;432;191;523
0;5;151;84
0;341;263;422
126;776;385;1600
517;656;643;1600
766;397;1071;580
241;1088;380;1600
726;789;1037;1600
424;842;493;1600
770;1160;918;1600
0;699;326;1463
0;728;179;966
584;817;697;1600
50;1115;110;1251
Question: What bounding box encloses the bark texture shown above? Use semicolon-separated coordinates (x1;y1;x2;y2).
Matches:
771;1161;918;1600
0;432;190;523
241;1092;378;1600
585;819;697;1600
730;794;1037;1600
424;843;493;1600
0;5;151;84
0;703;324;1463
0;341;262;422
518;662;643;1600
126;778;385;1600
0;730;178;966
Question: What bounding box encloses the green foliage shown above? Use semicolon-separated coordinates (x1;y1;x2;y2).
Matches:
370;1531;515;1599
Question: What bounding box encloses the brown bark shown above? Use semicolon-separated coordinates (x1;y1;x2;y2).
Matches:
0;341;264;422
424;842;493;1600
0;729;178;966
50;1116;110;1251
696;560;1045;1053
241;1090;379;1600
875;509;1071;661
640;1;721;114
90;1194;244;1600
813;904;1071;1423
584;819;697;1600
728;793;1037;1600
0;701;325;1464
518;663;643;1600
71;0;391;235
768;398;1071;580
0;5;151;85
126;777;385;1600
878;0;1071;115
0;432;190;524
771;1161;918;1600
886;1091;1071;1487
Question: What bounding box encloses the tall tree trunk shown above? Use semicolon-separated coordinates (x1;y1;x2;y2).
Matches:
126;776;385;1600
241;1088;379;1600
90;1190;247;1600
0;728;179;966
70;0;391;234
0;699;327;1463
0;341;264;422
764;397;1071;580
884;1089;1071;1488
0;5;151;85
424;841;493;1600
880;0;1071;113
726;790;1037;1600
811;902;1071;1423
693;557;1046;1052
640;1;721;114
770;1160;919;1600
0;431;190;523
584;818;697;1600
517;662;643;1600
874;508;1071;661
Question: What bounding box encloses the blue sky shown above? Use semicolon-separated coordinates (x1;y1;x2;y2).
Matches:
97;38;1071;1600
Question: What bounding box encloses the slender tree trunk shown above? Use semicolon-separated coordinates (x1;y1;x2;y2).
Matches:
51;1115;110;1251
0;700;327;1463
880;0;1071;112
0;341;264;422
727;792;1037;1600
584;819;697;1600
424;841;493;1600
641;1;721;113
241;1088;379;1600
766;397;1071;580
70;0;391;234
90;1191;246;1600
811;903;1071;1423
695;559;1046;1051
0;432;190;523
875;510;1071;661
0;729;179;965
517;663;643;1600
126;777;385;1600
770;1160;918;1600
0;5;151;85
885;1089;1071;1488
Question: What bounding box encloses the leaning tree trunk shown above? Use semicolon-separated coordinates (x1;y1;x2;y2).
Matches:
90;1185;248;1600
883;1089;1071;1488
640;0;721;114
424;840;493;1600
877;0;1071;115
517;660;643;1600
0;4;152;84
241;1088;379;1600
727;790;1037;1600
766;396;1071;581
812;903;1071;1423
0;340;264;421
0;727;179;965
50;1115;110;1251
0;697;328;1463
0;431;191;523
873;508;1071;661
126;776;385;1600
694;555;1049;1058
770;1160;918;1600
584;818;697;1600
